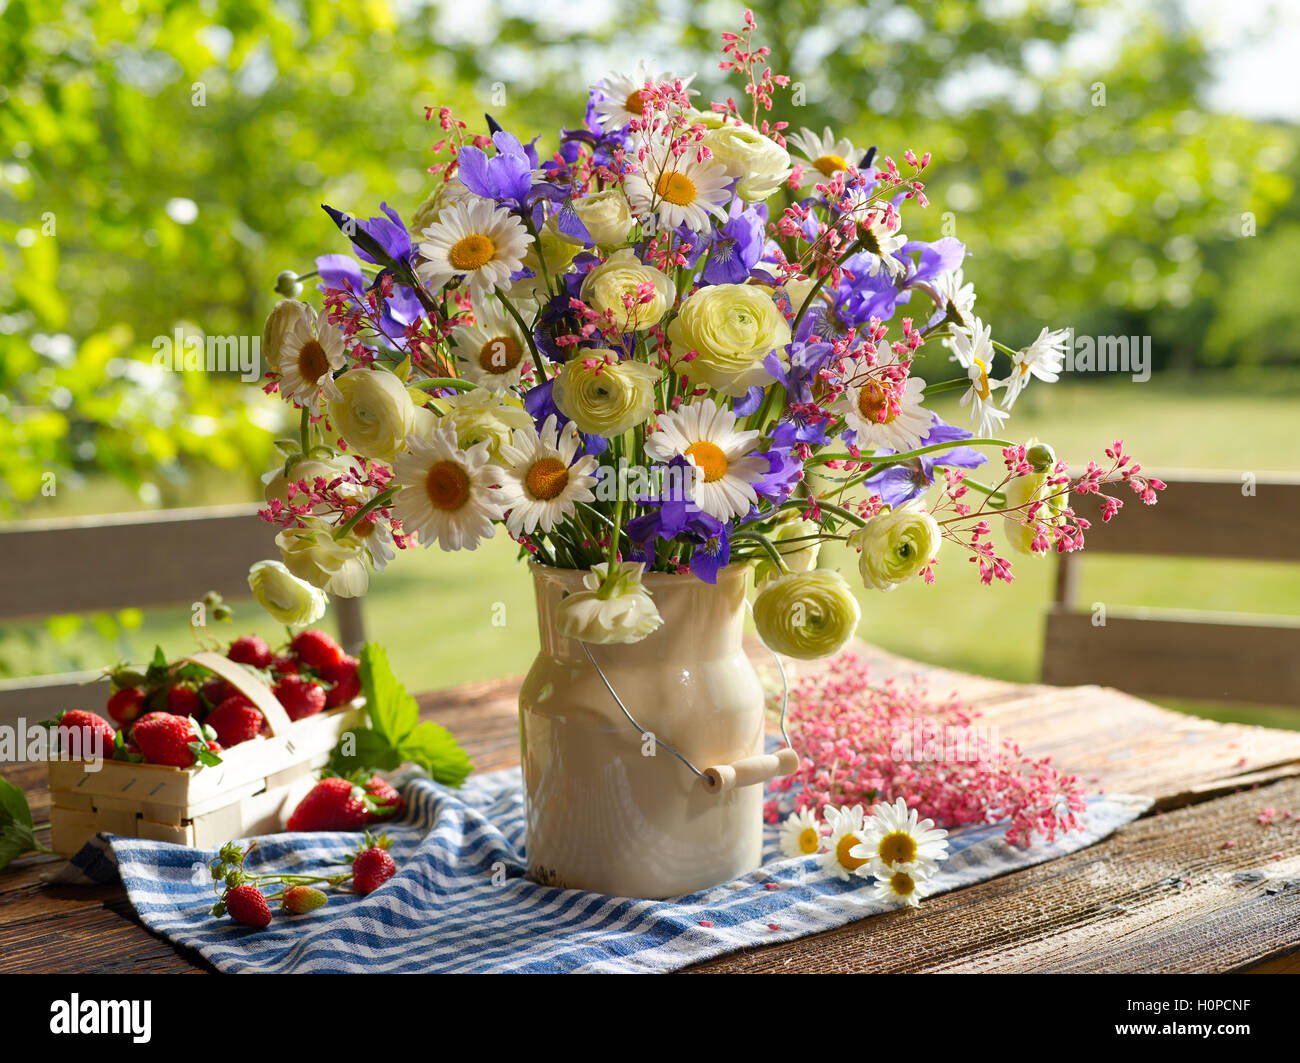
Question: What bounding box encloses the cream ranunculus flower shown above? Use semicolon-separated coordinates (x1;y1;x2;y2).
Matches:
556;562;663;645
752;570;861;660
326;367;417;464
553;351;659;438
668;283;791;396
1002;470;1068;555
579;250;675;332
421;388;535;462
849;502;942;591
702;122;792;202
548;188;634;247
754;518;823;583
275;519;371;598
247;559;328;627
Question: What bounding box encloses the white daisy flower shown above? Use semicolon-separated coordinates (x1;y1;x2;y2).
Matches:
855;209;908;280
786;126;868;188
496;415;599;536
274;307;346;410
644;398;768;522
449;301;530;394
417;199;533;301
868;862;930;908
819;803;872;882
623;142;732;234
1003;326;1069;409
833;368;933;453
778;808;823;859
391;426;507;551
933;267;977;336
949;316;1010;437
849;797;950;878
591;61;696;129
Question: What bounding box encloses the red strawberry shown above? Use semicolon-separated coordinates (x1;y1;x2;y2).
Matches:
200;676;232;708
270;655;301;676
321;655;361;708
352;834;396;895
166;684;202;719
206;697;266;747
227;635;272;669
133;712;205;768
106;687;145;727
364;776;404;823
281;885;328;915
291;629;343;671
54;710;116;760
224;884;272;928
287;777;371;832
274;675;327;721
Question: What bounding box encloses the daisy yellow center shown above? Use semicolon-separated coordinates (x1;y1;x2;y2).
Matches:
878;830;917;866
424;460;471;511
524;457;570;501
656;171;697;206
685;441;728;483
890;870;917;897
449;234;496;271
972;357;991;400
798;827;820;855
836;832;869;871
856;381;898;424
625;90;646;116
296;339;329;382
479;336;523;374
814;153;847;177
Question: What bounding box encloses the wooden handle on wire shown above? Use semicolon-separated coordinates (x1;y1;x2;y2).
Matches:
701;748;799;794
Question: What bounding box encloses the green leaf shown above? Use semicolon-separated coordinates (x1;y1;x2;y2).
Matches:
397;721;473;788
358;642;418;745
0;822;40;871
0;775;33;829
327;727;402;775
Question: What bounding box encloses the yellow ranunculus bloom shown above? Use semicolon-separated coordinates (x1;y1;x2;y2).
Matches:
552;351;659;438
667;283;790;396
849;502;941;591
753;569;861;660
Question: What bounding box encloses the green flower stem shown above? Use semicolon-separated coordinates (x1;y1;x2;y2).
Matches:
412;377;478;392
298;406;311;455
807;438;1014;469
497;291;547;382
920;377;971;397
992;339;1020;359
730;529;788;573
333;486;397;540
792;235;863;332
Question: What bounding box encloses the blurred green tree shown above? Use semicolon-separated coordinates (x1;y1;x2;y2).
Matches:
1;0;1295;515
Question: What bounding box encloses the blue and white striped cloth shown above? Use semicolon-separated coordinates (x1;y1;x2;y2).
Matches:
57;767;1149;973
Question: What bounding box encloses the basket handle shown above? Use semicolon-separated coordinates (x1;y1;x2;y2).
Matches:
184;650;294;737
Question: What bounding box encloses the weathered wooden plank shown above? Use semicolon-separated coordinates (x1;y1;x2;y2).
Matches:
685;776;1300;973
1043;606;1300;707
1070;472;1300;563
0;504;274;620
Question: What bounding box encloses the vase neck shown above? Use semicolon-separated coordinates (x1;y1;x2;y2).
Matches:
531;564;750;664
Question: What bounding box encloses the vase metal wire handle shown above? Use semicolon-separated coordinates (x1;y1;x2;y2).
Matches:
575;596;796;795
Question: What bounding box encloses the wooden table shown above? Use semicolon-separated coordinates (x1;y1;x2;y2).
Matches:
3;643;1300;974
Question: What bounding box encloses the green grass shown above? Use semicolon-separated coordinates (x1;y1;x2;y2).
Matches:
5;378;1298;728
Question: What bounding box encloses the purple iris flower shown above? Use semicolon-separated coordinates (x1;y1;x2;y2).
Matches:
458;131;535;208
315;253;421;334
764;342;836;405
897;237;967;329
860;419;986;505
753;446;805;504
322;203;412;268
626;475;732;583
701;201;765;285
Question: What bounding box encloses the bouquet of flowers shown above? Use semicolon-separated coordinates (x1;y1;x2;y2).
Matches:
250;10;1163;658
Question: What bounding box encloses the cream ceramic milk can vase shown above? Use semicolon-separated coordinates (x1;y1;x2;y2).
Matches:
519;562;799;899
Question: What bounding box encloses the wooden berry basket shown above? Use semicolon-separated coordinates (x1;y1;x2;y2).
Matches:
48;651;364;856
